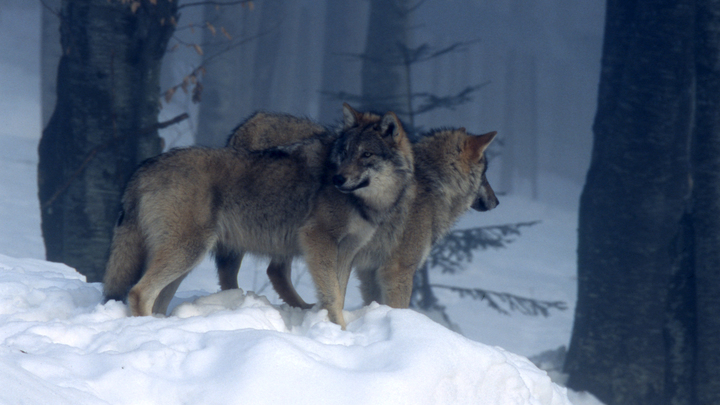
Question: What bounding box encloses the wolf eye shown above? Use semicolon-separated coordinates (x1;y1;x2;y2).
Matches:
362;151;373;158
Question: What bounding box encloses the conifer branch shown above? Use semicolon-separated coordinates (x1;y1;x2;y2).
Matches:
432;284;568;317
427;222;541;274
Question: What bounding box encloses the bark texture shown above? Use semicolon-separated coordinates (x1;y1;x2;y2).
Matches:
360;0;411;114
41;0;62;128
565;1;694;404
38;0;177;281
195;2;258;147
317;0;369;124
691;1;720;403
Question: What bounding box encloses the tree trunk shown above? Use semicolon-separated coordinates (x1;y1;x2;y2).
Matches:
360;0;411;117
564;1;694;404
501;1;539;199
250;0;285;111
38;0;177;282
41;0;62;128
317;0;369;124
664;209;696;405
195;2;259;147
500;50;517;195
691;1;720;403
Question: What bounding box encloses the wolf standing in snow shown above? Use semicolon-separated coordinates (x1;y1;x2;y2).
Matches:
225;106;498;312
102;105;414;329
355;128;498;307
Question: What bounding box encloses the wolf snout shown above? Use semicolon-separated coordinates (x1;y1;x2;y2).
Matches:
485;195;499;210
332;174;370;193
332;174;346;188
472;192;499;212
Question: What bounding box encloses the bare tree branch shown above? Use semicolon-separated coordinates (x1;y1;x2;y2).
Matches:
162;15;284;102
178;0;253;11
413;82;490;116
335;39;480;67
40;0;61;17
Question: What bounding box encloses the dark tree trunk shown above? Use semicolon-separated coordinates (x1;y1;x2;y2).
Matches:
360;0;410;116
38;0;177;282
41;0;62;128
664;210;696;405
565;1;694;404
691;1;720;403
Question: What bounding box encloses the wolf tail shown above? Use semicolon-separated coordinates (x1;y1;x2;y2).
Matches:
102;210;146;303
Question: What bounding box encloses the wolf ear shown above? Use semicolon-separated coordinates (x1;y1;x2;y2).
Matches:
380;112;405;144
343;103;361;129
464;131;497;161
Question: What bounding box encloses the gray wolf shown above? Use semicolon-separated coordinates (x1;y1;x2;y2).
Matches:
102;105;414;329
227;109;498;314
355;128;498;308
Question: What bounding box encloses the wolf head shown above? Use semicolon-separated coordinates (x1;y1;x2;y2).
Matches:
465;131;500;211
462;130;499;212
330;104;414;209
415;127;498;214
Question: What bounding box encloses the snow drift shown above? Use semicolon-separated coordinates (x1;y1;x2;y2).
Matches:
0;254;573;405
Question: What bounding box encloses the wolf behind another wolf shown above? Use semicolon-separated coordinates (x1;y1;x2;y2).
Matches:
355;127;498;307
225;107;498;312
102;105;415;328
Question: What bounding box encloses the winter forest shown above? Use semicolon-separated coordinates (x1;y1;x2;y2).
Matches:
3;0;720;404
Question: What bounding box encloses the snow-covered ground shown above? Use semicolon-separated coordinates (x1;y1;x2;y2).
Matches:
0;3;605;404
1;254;596;405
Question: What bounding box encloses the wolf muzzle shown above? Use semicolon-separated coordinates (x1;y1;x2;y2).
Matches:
471;192;499;211
332;174;370;193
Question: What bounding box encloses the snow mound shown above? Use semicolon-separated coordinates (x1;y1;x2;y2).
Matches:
0;254;573;405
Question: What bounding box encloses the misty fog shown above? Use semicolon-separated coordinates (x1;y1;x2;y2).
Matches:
2;0;604;210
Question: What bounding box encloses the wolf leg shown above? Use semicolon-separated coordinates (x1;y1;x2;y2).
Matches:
336;239;362;312
152;273;189;315
300;223;346;329
356;268;382;306
128;239;210;316
103;220;145;303
267;258;313;309
378;233;431;308
378;261;416;308
215;244;244;290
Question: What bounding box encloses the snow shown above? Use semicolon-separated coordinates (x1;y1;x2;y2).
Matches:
0;3;605;404
0;255;575;405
